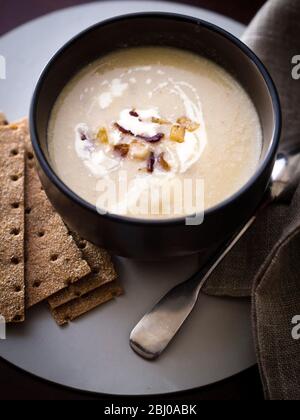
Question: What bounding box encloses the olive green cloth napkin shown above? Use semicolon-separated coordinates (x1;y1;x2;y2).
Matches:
203;0;300;400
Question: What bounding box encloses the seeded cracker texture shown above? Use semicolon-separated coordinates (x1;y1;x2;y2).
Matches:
16;120;91;307
48;231;117;309
51;281;124;326
0;122;25;322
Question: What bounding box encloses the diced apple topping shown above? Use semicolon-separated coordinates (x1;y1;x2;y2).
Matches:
97;127;109;144
129;140;150;161
152;117;171;125
177;117;200;132
158;153;171;172
92;113;200;174
170;124;186;143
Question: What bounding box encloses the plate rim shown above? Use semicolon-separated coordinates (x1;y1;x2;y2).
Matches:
0;353;256;398
0;0;245;40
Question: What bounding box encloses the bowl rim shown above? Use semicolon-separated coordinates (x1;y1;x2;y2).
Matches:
30;11;282;227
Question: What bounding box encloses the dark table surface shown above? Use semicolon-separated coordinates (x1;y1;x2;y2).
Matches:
0;0;266;401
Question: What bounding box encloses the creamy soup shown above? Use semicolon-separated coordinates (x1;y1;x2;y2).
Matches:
48;47;262;219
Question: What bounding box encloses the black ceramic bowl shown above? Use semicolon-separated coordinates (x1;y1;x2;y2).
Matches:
30;13;281;260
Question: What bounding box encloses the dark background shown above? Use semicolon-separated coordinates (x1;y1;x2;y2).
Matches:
0;0;266;400
0;0;266;35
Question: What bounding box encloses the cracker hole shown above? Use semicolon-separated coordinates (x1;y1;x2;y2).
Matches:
37;231;45;238
11;257;19;265
27;152;34;160
10;149;19;156
50;254;59;262
79;241;87;249
11;202;20;209
33;281;41;288
25;207;32;215
10;175;19;182
10;228;20;236
14;285;22;293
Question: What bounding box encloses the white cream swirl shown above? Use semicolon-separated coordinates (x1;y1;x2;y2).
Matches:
75;78;208;215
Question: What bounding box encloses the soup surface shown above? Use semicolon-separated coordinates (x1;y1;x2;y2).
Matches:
48;47;262;219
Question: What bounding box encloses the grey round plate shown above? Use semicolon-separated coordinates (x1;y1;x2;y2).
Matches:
0;1;255;396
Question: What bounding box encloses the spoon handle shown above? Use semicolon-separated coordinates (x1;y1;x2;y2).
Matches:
130;213;259;360
130;150;300;360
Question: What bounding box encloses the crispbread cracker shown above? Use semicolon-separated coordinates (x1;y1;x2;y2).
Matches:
51;281;123;326
0;125;25;322
48;232;117;309
15;120;91;307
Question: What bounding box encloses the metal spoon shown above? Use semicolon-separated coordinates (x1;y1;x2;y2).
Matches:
130;151;300;360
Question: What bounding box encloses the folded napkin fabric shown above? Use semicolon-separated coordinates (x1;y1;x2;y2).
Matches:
204;0;300;400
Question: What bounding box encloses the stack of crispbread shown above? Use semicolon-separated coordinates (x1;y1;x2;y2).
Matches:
0;116;123;326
